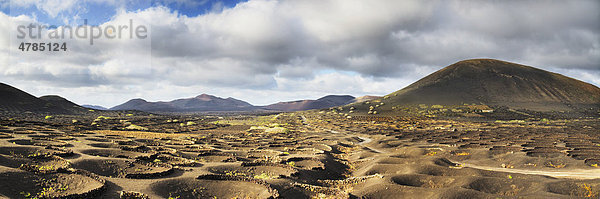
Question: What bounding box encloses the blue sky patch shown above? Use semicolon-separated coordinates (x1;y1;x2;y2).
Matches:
1;0;247;25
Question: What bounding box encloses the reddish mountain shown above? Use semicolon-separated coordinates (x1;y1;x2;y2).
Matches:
264;95;355;111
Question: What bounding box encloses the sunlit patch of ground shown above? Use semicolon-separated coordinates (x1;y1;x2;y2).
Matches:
89;130;198;139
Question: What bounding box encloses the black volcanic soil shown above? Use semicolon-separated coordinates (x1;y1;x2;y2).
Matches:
0;168;105;198
1;59;599;198
0;111;597;198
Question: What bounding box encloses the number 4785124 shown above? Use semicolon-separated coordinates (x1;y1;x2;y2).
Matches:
18;42;67;51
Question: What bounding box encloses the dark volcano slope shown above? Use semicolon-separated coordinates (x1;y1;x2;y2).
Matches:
0;83;70;114
39;95;89;114
385;59;600;111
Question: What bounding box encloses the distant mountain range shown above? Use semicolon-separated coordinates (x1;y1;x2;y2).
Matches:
110;94;256;112
110;94;374;112
82;105;108;110
2;59;598;115
0;82;373;114
263;95;356;112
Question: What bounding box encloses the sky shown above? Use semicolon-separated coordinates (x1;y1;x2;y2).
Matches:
0;0;599;108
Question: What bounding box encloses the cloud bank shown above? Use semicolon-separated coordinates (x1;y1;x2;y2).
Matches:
1;0;598;107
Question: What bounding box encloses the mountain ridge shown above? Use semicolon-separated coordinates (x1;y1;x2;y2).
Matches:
0;83;72;114
3;59;598;115
382;59;600;111
263;95;356;111
39;95;89;114
110;94;256;112
0;83;97;114
110;94;365;112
